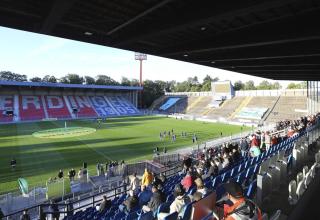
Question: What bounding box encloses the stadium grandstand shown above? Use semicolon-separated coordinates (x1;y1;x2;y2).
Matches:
0;0;320;220
0;81;141;122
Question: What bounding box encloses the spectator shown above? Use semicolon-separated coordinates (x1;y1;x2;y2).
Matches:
249;145;261;158
58;169;63;179
192;191;203;202
142;184;165;213
158;184;191;220
265;131;271;151
10;158;17;170
0;208;4;220
49;200;60;220
121;190;139;214
221;181;262;220
141;169;153;187
20;209;30;220
138;185;153;206
129;172;140;193
194;178;208;198
96;195;111;213
159;173;166;184
181;171;193;191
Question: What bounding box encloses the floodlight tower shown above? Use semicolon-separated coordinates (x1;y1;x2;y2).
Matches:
135;52;147;108
135;52;147;86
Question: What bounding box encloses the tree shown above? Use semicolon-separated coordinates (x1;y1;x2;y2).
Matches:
30;77;42;82
233;80;245;91
201;75;218;91
121;77;131;86
287;81;306;89
0;71;27;81
42;75;57;83
257;80;272;90
95;75;119;85
244;80;256;90
272;82;282;90
84;76;95;85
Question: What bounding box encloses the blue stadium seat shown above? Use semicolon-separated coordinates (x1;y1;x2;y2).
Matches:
180;201;195;220
215;184;226;201
163;212;178;220
212;175;222;190
138;211;154;220
158;202;171;214
246;179;257;199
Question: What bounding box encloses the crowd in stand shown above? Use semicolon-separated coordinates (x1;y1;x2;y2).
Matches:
6;112;319;220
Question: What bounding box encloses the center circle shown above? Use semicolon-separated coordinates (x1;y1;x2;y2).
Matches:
33;127;96;138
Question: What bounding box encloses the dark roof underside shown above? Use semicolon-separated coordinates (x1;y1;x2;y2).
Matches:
0;0;319;80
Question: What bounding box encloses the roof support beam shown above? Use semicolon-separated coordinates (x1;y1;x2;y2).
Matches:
160;9;320;55
41;0;77;34
106;0;175;35
113;0;301;46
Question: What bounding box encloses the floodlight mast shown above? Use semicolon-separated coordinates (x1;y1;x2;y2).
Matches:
135;53;147;86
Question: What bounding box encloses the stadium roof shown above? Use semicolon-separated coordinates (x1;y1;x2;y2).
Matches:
0;0;319;80
0;80;143;91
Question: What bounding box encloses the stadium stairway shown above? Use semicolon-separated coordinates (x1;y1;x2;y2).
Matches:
265;96;307;123
228;96;252;119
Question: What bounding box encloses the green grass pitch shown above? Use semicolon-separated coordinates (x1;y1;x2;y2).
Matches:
0;115;249;194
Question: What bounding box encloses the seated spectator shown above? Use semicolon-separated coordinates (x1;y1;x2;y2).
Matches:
141;169;153;187
194;178;208;198
181;171;193;191
20;209;30;220
120;190;139;214
142;184;166;213
158;184;191;220
220;181;262;220
96;195;111;213
138;185;153;206
249;145;261;158
192;191;203;202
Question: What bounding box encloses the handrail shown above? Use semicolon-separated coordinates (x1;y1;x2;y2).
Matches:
3;161;182;218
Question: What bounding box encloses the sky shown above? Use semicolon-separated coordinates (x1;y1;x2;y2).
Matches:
0;26;295;87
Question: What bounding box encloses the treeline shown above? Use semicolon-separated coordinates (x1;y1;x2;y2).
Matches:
0;71;307;107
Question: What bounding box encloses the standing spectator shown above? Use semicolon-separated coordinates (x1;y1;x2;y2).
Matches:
163;146;167;154
58;169;63;179
20;209;30;220
0;208;4;220
10;158;17;171
265;131;271;151
71;168;76;181
129;173;140;193
50;200;60;220
159;173;166;184
141;169;153;187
